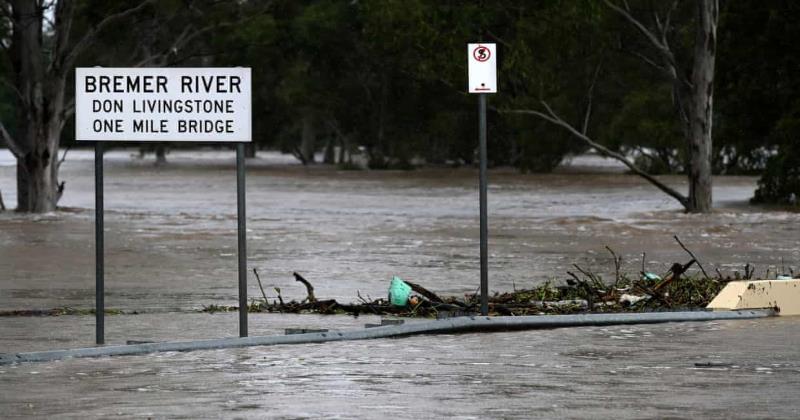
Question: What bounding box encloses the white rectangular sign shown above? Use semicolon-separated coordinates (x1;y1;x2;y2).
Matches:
467;43;497;93
75;67;251;142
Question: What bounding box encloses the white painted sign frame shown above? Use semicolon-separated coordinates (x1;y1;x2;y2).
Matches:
467;43;497;94
75;67;252;142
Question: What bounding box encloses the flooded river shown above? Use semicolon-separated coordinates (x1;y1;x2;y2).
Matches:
1;149;799;418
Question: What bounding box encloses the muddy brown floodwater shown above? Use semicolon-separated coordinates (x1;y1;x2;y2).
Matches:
1;149;799;418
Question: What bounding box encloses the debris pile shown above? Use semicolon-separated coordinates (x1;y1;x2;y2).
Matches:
4;237;790;319
203;237;781;318
204;264;723;318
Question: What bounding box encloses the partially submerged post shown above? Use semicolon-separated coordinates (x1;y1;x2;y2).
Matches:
237;142;248;337
468;43;497;316
75;67;253;344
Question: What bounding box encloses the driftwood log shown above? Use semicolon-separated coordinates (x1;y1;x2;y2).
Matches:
293;272;316;303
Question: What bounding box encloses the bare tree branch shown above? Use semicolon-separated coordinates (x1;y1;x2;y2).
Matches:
62;0;155;71
674;235;711;279
582;61;603;135
486;29;511;48
604;0;666;51
539;100;559;120
134;19;235;67
41;12;55;31
134;24;194;67
662;0;680;46
672;79;690;128
133;0;274;68
56;145;70;170
603;0;677;70
620;46;673;78
606;0;693;130
0;119;24;158
0;2;15;22
48;0;74;75
62;97;74;120
632;145;673;171
325;118;347;140
499;105;689;208
652;9;662;33
0;75;25;103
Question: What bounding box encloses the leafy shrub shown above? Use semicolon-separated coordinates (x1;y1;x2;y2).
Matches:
752;141;800;205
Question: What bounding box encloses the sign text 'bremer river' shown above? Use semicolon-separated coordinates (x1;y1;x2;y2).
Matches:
76;68;251;142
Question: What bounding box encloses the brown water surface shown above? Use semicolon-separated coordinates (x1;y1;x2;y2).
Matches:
0;150;798;418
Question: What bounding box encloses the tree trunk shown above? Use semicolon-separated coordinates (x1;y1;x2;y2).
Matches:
376;74;388;158
603;0;718;213
11;0;64;213
323;137;335;164
686;0;718;213
16;142;60;213
245;143;256;158
16;111;63;212
5;0;187;212
155;144;167;165
338;136;347;164
301;113;316;164
16;162;28;211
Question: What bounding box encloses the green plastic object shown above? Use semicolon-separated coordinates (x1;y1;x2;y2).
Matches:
643;272;662;282
388;276;412;306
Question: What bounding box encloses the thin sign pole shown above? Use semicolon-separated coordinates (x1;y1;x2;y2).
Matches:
236;143;248;337
478;93;489;316
95;142;105;345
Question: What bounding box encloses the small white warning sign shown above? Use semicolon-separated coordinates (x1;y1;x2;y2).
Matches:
467;43;496;94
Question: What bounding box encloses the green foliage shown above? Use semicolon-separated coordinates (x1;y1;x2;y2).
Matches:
500;1;610;169
752;112;800;205
713;1;800;200
716;1;800;174
1;0;796;181
507;114;581;172
606;86;684;174
752;146;800;206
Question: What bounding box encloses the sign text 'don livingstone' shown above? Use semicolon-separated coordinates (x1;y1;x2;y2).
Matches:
76;68;251;142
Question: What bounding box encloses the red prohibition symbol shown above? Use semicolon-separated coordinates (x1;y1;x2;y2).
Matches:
473;45;491;62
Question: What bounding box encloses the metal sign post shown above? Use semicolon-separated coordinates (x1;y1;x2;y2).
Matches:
236;143;248;337
468;43;496;316
77;67;253;344
95;141;104;344
478;94;489;316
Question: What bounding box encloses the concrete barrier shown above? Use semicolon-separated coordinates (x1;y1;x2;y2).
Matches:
707;279;800;315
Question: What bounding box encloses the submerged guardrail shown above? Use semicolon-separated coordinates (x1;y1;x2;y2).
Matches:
0;309;775;365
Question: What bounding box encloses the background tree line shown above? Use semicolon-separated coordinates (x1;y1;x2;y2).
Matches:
0;0;797;213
